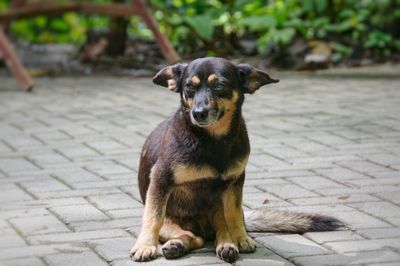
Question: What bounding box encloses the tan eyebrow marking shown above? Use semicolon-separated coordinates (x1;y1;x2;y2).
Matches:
191;76;201;86
165;67;173;76
207;74;218;84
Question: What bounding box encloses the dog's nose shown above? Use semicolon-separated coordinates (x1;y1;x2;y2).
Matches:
192;107;209;123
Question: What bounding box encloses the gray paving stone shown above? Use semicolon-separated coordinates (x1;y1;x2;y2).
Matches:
3;136;44;151
56;145;101;159
0;230;27;249
85;162;132;176
36;187;121;199
52;168;104;184
349;201;400;219
85;140;129;153
368;263;400;266
88;193;142;211
70;217;141;232
264;146;308;160
374;191;400;204
257;184;319;199
255;234;331;258
0;208;50;219
19;178;70;193
28;228;130;244
0;158;39;174
325;238;400;253
234;246;295;266
106;208;143;218
292;250;400;266
336;160;393;173
0;243;89;260
33;130;72;142
343;177;400;187
1;197;88;210
111;254;231;266
44;251;108;266
334;211;392;229
28;153;70;167
361;153;400;166
10;215;70;236
358;227;400;239
50;204;109;223
243;192;292;208
288;175;347;190
0;257;45;266
314;167;370;180
304;231;364;244
248;169;313;179
71;179;135;189
317;185;400;196
289;194;380;206
380;216;400;227
0;185;33;202
90;237;134;261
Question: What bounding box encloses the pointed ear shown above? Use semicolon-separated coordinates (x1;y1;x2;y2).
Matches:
153;63;187;92
237;64;279;94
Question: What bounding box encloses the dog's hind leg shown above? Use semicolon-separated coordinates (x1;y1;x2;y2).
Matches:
159;218;204;259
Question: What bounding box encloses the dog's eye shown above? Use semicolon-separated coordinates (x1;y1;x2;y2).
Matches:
214;84;227;94
185;86;195;97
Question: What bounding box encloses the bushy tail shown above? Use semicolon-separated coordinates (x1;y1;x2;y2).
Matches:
244;207;344;233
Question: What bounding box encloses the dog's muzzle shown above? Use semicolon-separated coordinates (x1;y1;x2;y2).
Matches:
190;107;223;127
192;107;209;123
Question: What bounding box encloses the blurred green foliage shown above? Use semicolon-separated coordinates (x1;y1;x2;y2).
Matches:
150;0;400;60
2;0;400;62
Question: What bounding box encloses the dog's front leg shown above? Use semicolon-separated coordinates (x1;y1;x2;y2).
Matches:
210;201;239;263
223;174;256;253
130;166;171;262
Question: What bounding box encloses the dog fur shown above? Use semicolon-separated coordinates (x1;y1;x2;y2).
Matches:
130;57;343;263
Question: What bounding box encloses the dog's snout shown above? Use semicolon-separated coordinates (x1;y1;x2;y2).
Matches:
192;107;209;123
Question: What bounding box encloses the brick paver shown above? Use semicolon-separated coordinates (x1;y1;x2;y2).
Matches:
0;69;400;265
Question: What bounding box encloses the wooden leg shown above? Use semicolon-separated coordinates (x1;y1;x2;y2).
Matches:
132;0;180;64
0;27;34;91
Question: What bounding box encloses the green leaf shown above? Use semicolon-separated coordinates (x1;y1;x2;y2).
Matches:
331;42;352;55
166;16;184;25
315;0;328;13
50;19;69;32
185;14;214;41
240;15;276;31
275;28;296;45
300;0;313;12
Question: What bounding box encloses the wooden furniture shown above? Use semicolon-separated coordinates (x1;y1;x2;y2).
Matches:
0;0;180;91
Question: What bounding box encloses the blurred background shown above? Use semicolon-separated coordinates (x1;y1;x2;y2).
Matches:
0;0;399;77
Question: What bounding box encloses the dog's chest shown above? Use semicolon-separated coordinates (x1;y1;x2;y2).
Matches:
172;154;248;184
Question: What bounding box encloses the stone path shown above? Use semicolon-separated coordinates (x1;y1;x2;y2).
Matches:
0;70;400;265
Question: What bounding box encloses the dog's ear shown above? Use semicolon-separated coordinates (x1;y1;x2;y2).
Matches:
153;63;187;92
237;64;279;94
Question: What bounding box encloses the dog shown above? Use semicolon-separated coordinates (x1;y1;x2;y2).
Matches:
130;57;343;263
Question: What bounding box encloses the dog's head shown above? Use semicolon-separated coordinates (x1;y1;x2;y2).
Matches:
153;57;278;134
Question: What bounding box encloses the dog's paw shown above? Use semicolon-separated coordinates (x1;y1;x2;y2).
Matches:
162;239;187;259
216;243;239;263
237;235;256;253
129;244;157;262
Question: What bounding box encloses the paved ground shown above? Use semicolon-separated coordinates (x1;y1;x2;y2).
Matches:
0;70;400;266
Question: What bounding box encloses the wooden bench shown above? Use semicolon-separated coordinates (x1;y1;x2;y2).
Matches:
0;0;180;91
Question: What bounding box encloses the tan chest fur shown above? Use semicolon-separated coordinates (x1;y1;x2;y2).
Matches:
172;155;249;184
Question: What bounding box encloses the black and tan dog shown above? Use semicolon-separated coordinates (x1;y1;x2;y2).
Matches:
130;57;342;263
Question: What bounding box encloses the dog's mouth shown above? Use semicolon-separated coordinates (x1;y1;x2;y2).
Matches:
190;109;225;127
